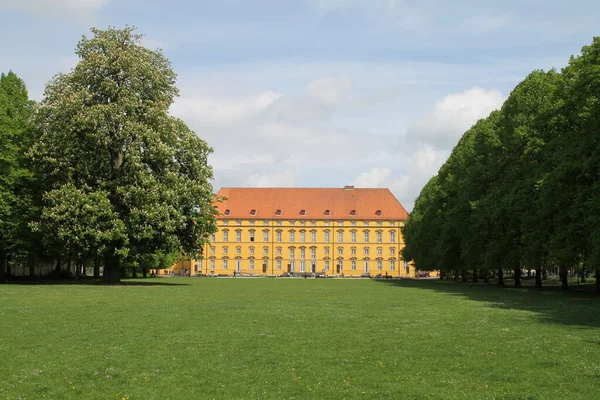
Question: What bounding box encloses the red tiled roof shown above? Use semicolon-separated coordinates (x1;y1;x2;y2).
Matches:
215;186;408;220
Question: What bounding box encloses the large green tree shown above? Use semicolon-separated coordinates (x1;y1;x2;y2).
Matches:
0;71;37;282
32;27;218;283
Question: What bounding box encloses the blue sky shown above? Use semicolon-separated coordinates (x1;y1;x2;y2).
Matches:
1;0;599;209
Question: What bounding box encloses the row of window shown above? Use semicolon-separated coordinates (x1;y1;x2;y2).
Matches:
207;258;408;272
224;209;386;217
221;220;397;227
213;230;397;243
211;246;398;257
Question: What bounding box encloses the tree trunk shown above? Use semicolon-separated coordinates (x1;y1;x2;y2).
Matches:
462;268;468;282
28;257;35;278
472;268;478;283
6;255;12;278
102;253;121;284
53;258;61;278
535;267;542;288
132;266;136;278
483;269;490;284
514;267;522;288
559;265;569;291
454;269;458;281
93;259;101;279
0;253;6;283
142;267;147;278
439;270;444;280
497;269;504;286
596;269;600;294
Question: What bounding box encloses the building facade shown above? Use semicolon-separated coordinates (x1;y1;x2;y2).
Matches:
172;186;413;278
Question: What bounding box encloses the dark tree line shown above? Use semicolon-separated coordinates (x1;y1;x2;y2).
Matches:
0;27;218;284
402;38;600;293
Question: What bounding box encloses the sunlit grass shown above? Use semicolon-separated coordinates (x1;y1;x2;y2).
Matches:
1;278;599;399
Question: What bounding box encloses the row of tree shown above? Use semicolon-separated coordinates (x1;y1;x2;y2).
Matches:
0;27;218;283
402;38;600;293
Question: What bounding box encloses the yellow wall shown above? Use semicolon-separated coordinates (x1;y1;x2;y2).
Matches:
188;218;414;278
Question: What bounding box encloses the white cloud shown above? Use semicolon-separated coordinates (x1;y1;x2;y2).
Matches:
352;167;392;187
246;170;297;188
406;87;505;150
0;0;110;20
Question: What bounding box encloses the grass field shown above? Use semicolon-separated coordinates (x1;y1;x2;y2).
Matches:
1;278;599;399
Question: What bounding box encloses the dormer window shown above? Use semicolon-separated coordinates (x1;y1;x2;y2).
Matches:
300;209;306;216
275;209;282;216
375;210;382;216
349;210;356;216
224;209;231;216
324;210;331;216
250;209;256;216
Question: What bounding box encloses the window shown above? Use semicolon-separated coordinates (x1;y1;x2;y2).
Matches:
236;246;241;255
351;221;356;226
375;210;382;216
351;231;356;243
338;247;343;256
391;221;396;227
249;246;255;255
300;231;306;243
210;259;215;270
250;209;256;216
351;260;356;270
338;221;343;226
249;259;254;270
223;246;229;255
404;260;409;272
325;247;330;255
290;231;295;243
277;221;282;226
250;220;255;226
324;231;330;243
223;230;229;242
325;260;330;270
223;259;228;269
338;231;343;243
338;260;343;271
364;231;370;243
300;209;306;216
377;231;382;243
276;247;282;256
210;234;215;242
377;247;382;255
236;220;242;226
390;259;396;271
351;247;356;256
249;230;255;242
276;230;282;242
264;220;270;226
377;260;383;270
290;220;295;226
324;209;330;216
300;221;305;226
324;221;330;226
224;209;231;215
311;231;316;243
350;210;356;216
210;246;215;255
290;248;295;259
390;247;396;256
364;247;369;256
377;221;383;227
275;209;282;216
311;248;316;260
311;221;317;226
364;222;369;227
300;261;306;272
263;230;269;242
276;260;282;270
222;220;229;226
263;246;269;255
390;231;396;242
236;230;242;242
300;248;306;259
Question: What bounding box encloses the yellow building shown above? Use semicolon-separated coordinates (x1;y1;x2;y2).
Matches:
171;186;414;278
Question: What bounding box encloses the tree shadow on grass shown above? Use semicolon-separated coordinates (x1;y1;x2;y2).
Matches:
3;277;190;287
375;278;600;328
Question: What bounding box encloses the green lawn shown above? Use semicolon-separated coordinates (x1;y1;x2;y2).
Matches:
1;278;599;399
